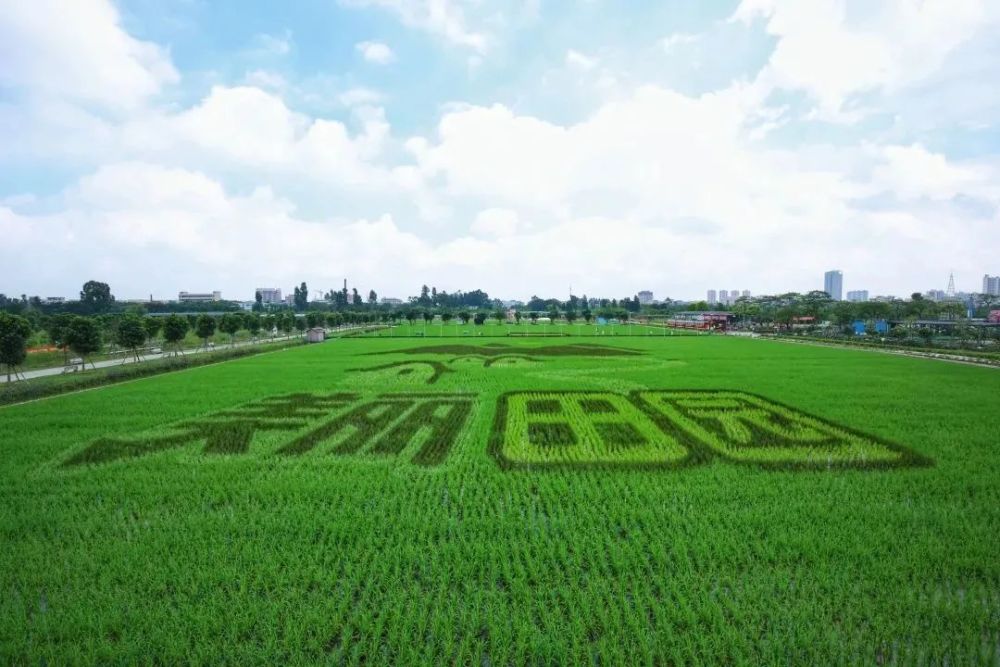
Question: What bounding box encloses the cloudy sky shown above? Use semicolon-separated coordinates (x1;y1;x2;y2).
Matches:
2;0;999;302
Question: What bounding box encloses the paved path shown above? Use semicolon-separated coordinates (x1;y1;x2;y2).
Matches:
2;335;303;383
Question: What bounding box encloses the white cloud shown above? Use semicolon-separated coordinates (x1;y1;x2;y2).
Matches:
122;86;394;186
471;208;522;237
565;49;597;71
251;31;293;56
660;32;699;50
870;144;996;202
732;0;1000;118
338;87;385;107
356;40;396;64
0;0;178;110
244;69;287;90
340;0;488;52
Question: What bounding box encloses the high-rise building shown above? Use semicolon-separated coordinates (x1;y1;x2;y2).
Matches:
846;290;869;302
983;274;1000;296
255;287;283;304
741;290;751;298
824;270;843;301
718;290;729;305
707;290;717;305
637;290;654;305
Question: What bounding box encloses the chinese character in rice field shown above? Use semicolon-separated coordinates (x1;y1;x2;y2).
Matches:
64;392;474;468
633;390;928;468
490;391;694;469
491;390;930;470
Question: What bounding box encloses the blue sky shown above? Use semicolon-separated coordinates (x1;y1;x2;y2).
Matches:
2;0;999;301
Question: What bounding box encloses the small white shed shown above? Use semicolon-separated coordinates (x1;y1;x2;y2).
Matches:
306;327;326;343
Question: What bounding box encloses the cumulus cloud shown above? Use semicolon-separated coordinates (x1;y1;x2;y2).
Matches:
356;40;396;64
732;0;1000;118
0;0;178;110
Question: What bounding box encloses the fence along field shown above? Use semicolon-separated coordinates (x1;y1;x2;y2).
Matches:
2;335;999;663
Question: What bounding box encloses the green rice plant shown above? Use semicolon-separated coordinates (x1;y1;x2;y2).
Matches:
348;360;453;384
491;391;692;468
633;390;932;469
367;342;644;359
3;334;998;664
371;397;473;466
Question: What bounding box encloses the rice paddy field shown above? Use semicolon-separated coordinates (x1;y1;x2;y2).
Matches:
2;335;999;664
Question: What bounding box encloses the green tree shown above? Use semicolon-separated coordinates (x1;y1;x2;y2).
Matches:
458;310;471;325
582;309;592;324
368;290;378;306
278;312;294;336
294;316;307;335
143;317;163;343
293;282;309;311
441;311;453;326
79;280;114;314
66;316;102;369
306;311;323;328
0;313;32;381
195;315;217;348
473;312;487;325
114;314;147;362
45;313;74;364
253;290;264;313
262;314;276;338
493;309;505;326
161;314;189;355
219;312;244;347
514;310;522;325
529;312;539;325
246;313;262;342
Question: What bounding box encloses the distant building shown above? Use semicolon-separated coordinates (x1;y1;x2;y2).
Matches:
984;274;1000;296
925;289;946;302
707;290;717;305
846;290;869;302
668;311;735;331
178;291;221;302
44;297;66;304
306;328;326;343
719;290;729;305
741;290;751;298
283;294;296;306
380;297;404;306
637;290;654;305
255;287;283;304
503;300;525;309
824;270;843;301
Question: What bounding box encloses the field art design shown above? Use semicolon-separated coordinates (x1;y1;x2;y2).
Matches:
347;360;453;384
64;391;475;468
6;335;997;664
492;389;931;470
634;390;932;469
492;391;694;468
368;342;644;363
